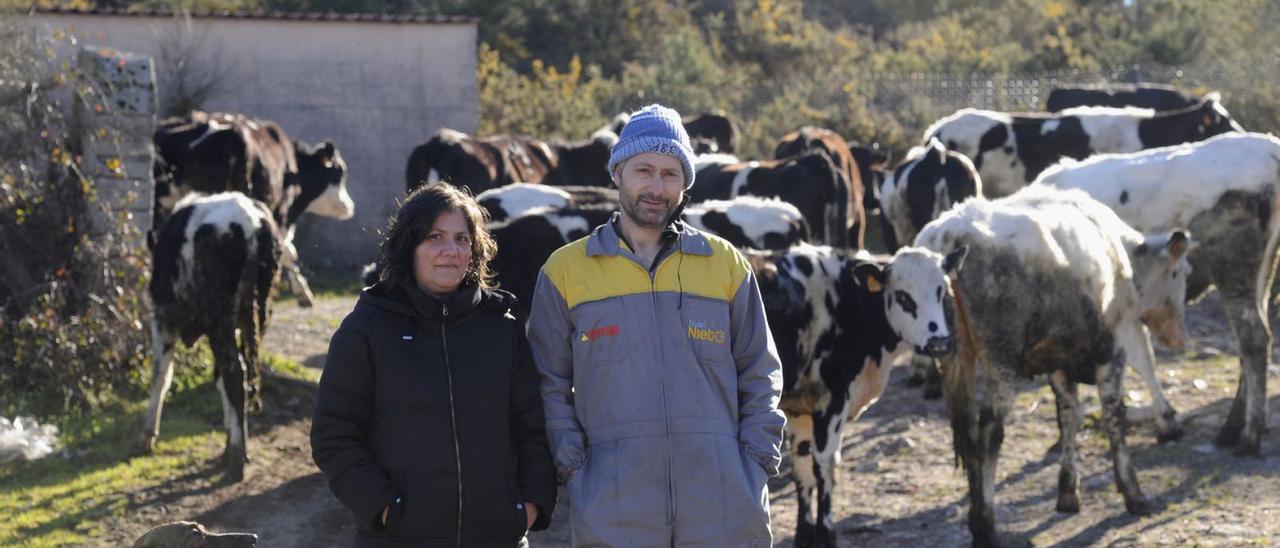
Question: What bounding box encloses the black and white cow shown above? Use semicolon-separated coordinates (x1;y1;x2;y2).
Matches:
924;93;1243;197
153;111;354;307
879;138;983;253
475;182;619;222
683;196;810;250
891;186;1192;546
140;192;283;482
692;152;849;247
1046;83;1199;112
488;205;617;320
1035;131;1280;454
747;244;935;548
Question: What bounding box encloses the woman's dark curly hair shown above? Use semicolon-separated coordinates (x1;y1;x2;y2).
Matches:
373;182;497;289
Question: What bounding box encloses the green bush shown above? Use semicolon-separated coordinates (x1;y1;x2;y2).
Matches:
0;19;149;416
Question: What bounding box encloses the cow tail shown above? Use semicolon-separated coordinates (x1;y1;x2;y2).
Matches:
1258;152;1280;311
245;220;280;409
944;276;981;469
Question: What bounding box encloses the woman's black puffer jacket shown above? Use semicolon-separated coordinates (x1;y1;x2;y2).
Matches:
311;280;557;547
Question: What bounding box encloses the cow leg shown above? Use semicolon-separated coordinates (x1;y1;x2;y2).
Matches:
1117;322;1182;442
137;319;176;454
279;238;314;308
211;327;249;482
1215;298;1270;454
1097;348;1151;515
1047;371;1080;513
907;355;944;399
947;388;1003;546
786;414;820;547
811;406;847;548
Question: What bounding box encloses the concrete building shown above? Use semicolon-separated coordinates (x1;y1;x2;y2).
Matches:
30;7;479;273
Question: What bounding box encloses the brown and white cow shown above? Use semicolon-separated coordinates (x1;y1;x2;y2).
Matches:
404;129;617;193
776;127;867;248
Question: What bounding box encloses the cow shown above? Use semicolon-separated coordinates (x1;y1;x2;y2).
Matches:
140;193;283;482
1034;131;1280;454
924;92;1243;197
152;111;355;308
691;152;849;247
541;130;618;187
850;142;894;254
404;129;555;194
879;138;982;253
608;111;740;154
404;129;617;194
1046;83;1200;112
488;205;616;321
775;127;867;248
682;196;810;250
476;182;619;222
746;244;929;547
889;186;1192;546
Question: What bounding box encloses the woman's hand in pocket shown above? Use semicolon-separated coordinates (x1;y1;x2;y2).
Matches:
524;502;539;530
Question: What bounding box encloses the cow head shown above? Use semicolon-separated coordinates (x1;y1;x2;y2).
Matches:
1126;230;1193;349
294;140;354;220
1196;92;1244;136
880;246;968;357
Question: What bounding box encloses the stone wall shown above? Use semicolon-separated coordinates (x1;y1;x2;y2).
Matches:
73;46;156;249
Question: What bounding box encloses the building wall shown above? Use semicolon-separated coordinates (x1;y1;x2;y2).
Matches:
31;13;478;272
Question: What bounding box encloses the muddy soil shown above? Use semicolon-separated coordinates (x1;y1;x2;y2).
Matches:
104;293;1279;547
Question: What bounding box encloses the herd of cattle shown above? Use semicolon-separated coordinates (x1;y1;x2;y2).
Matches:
133;82;1277;547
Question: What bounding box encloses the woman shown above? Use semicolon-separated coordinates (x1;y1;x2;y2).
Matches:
311;182;556;547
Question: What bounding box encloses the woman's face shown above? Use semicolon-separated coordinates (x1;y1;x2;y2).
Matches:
413;210;473;296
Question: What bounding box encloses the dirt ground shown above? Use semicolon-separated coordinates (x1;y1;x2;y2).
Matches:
101;292;1279;547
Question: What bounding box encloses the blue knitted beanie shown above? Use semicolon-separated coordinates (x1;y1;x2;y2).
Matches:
607;104;696;189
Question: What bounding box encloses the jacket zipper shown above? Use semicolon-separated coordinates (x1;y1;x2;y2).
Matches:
637;255;678;527
440;303;464;548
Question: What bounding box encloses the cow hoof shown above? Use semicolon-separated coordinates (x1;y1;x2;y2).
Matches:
794;522;816;547
1156;424;1184;443
1124;497;1154;516
970;528;1001;548
923;384;944;400
133;435;156;457
905;372;926;387
1213;424;1243;448
1055;492;1080;513
1233;433;1262;457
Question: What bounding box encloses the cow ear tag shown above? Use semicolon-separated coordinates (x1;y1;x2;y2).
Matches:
865;275;883;294
580;332;590;343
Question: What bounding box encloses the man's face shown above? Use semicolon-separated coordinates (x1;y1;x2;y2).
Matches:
615;152;685;230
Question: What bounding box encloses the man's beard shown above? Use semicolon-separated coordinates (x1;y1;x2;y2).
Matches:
621;192;675;230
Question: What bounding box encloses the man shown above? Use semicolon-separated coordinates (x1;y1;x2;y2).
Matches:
527;104;785;547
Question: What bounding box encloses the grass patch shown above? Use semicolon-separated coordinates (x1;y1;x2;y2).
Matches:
262;352;320;384
0;343;232;546
295;267;365;299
